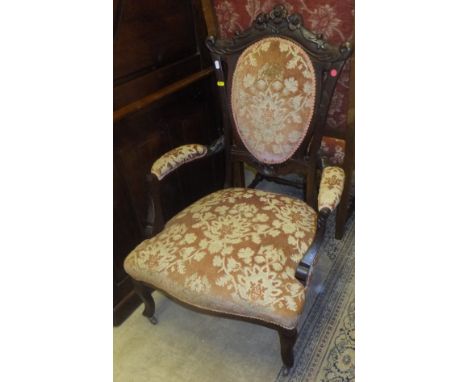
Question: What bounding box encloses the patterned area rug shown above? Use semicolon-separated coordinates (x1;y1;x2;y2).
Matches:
277;214;355;382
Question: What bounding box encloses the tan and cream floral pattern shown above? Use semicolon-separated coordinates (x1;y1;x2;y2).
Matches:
151;144;207;180
318;166;345;212
231;37;316;164
124;188;317;329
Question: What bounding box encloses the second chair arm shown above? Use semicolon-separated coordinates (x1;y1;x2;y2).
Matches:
318;166;346;213
295;166;346;286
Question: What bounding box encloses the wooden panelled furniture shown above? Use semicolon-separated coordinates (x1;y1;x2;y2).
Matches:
113;0;224;326
123;5;352;373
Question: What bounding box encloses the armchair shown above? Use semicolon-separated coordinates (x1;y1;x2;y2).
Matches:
123;5;352;373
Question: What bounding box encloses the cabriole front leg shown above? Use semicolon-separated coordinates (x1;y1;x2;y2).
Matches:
132;279;158;325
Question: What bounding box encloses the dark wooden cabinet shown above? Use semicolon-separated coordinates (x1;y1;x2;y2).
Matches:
113;0;223;325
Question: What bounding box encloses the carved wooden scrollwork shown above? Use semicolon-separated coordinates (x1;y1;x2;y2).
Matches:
206;5;352;62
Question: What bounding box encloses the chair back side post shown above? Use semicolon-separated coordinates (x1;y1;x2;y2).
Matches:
206;5;352;206
209;52;234;188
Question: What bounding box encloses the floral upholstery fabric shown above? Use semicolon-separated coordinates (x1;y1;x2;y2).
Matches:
151;144;207;180
318;166;345;212
124;188;317;329
231;37;316;164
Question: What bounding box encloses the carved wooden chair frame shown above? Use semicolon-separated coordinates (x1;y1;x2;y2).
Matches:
129;5;352;374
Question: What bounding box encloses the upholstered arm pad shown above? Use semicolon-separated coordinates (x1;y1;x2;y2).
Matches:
151;144;208;180
318;166;346;212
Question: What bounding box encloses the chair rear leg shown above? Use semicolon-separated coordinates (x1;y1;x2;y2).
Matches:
278;328;297;374
335;165;353;239
132;279;158;325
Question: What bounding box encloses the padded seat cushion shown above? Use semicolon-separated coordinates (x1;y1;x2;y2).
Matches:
124;188;317;329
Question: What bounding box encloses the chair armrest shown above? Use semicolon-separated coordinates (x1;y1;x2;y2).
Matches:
151;144;208;180
296;168;344;285
318;166;346;213
150;137;224;181
144;136;224;238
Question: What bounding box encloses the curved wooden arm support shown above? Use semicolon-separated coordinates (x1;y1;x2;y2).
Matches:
144;136;225;238
295;208;330;285
143;173;165;238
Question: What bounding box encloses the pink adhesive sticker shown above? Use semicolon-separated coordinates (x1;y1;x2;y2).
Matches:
330;68;338;77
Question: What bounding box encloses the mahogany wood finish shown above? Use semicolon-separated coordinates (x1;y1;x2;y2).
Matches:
127;4;352;372
295;209;330;282
114;68;214;123
335;53;355;239
113;0;224;326
278;328;298;371
200;0;219;37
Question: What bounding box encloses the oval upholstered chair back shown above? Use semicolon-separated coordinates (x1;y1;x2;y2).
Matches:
231;37;317;165
206;5;352;206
